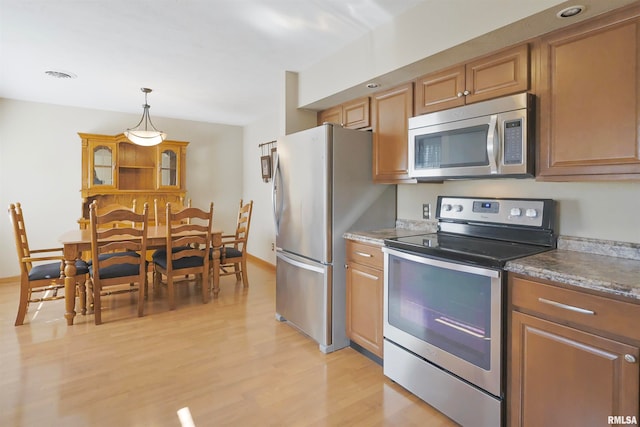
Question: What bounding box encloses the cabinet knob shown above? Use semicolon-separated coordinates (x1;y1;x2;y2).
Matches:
344;264;349;269
457;92;463;98
624;354;637;363
463;90;470;96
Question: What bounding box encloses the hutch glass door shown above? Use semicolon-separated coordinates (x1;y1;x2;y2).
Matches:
92;145;114;187
159;148;178;187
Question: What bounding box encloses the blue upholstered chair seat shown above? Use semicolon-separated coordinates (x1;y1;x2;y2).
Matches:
29;259;89;281
223;247;242;259
152;253;204;270
87;251;139;266
89;252;144;279
89;258;148;280
151;246;191;262
209;247;242;260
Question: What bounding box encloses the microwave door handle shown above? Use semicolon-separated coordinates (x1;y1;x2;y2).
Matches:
486;114;499;174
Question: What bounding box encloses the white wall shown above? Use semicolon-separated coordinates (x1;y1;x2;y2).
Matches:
0;98;243;278
242;112;280;265
240;71;317;266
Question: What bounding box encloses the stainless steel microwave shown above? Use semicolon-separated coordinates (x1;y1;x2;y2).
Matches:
408;92;535;181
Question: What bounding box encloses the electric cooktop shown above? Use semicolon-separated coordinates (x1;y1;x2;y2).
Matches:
384;232;553;269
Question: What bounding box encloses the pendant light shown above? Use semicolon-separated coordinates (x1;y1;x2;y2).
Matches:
124;88;167;146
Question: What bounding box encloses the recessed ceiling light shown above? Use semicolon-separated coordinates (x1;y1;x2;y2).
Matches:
45;69;77;79
556;5;585;18
366;82;380;89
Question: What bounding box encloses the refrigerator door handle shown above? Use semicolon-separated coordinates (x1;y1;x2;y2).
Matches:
276;251;325;274
272;152;282;235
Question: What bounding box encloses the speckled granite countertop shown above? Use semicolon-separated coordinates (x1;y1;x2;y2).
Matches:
346;226;640;302
506;236;640;302
343;219;437;246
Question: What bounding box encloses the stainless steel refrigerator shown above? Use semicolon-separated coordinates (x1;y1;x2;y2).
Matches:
272;123;396;353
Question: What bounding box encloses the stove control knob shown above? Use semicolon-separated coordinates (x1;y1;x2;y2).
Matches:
510;208;522;217
442;204;452;212
453;204;463;212
525;208;538;218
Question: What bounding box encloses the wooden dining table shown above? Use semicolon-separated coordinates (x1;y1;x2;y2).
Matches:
58;225;223;325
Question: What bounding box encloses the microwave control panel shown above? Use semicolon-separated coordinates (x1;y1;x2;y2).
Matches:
503;119;523;165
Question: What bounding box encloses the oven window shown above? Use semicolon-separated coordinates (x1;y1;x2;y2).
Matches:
387;254;493;370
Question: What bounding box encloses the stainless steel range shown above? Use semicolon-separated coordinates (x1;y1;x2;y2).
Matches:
382;196;556;427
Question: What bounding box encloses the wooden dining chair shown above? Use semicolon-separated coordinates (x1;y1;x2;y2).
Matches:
153;197;191;226
152;202;213;310
89;202;149;325
151;198;192;275
93;199;138;228
216;199;253;288
8;202;90;326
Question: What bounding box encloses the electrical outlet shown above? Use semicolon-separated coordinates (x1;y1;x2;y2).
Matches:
271;242;275;251
422;203;431;219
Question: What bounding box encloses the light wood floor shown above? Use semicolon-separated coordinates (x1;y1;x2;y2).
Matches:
0;260;458;426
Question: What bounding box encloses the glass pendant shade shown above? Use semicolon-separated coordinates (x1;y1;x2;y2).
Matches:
124;128;167;146
125;88;166;146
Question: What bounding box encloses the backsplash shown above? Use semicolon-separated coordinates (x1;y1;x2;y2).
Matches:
395;218;438;232
558;236;640;261
397;180;640;244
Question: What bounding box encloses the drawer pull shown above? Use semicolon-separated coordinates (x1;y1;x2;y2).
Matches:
355;251;373;258
625;354;637;363
538;298;595;315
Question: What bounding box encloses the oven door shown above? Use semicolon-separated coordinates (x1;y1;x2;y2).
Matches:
383;246;503;397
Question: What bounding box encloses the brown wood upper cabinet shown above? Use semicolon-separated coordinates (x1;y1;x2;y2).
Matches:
415;44;529;115
317;97;370;129
537;5;640;180
372;82;415;183
508;274;640;426
79;133;188;227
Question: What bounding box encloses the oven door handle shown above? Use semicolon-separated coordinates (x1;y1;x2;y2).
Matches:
486;114;499;175
382;246;500;278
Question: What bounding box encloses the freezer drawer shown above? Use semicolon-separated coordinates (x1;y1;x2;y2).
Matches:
276;251;332;351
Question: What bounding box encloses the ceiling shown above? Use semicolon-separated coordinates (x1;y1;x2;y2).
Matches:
0;0;636;127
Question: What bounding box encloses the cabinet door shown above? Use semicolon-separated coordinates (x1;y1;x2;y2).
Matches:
465;43;529;104
415;65;465;115
317;105;342;126
343;97;370;129
510;311;639;427
89;142;116;189
415;44;529;115
372;82;415;183
157;145;180;189
538;11;640;179
346;261;383;358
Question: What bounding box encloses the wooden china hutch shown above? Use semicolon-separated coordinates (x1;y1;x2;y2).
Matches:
79;132;189;228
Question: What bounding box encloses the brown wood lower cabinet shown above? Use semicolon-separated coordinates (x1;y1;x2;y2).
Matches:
509;274;640;427
345;240;383;358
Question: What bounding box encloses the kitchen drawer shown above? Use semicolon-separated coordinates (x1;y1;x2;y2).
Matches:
346;240;383;270
510;275;640;342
